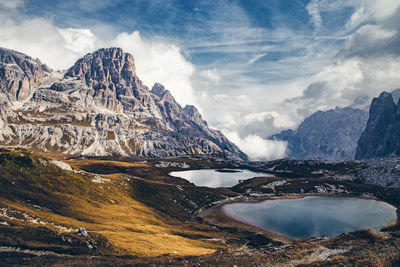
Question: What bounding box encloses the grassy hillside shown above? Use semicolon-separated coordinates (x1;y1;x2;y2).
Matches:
0;149;234;257
1;149;399;266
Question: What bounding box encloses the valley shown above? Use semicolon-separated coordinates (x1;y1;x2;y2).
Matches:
0;148;399;266
0;46;399;266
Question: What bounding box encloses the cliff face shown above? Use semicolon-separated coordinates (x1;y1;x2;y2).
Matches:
270;107;368;160
0;48;51;104
0;47;247;160
355;92;400;160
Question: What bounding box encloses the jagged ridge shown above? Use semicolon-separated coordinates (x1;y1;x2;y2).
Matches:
0;47;247;160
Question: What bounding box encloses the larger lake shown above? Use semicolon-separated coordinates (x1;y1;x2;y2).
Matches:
170;169;270;187
223;197;397;239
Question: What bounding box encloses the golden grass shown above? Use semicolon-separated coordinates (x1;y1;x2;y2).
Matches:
1;172;221;257
0;152;226;256
67;159;151;168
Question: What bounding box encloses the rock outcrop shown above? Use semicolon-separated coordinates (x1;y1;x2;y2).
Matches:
0;48;51;104
270;107;368;160
0;47;247;160
355;92;400;160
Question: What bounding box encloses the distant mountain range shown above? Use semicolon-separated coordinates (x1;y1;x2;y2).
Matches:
1;47;399;162
270;107;368;160
0;47;247;160
270;89;400;161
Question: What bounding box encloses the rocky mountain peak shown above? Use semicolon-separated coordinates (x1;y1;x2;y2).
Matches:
151;83;167;97
0;47;51;102
378;91;393;100
368;92;396;123
355;91;400;159
61;47;150;113
350;95;371;110
183;105;207;127
65;47;137;88
151;82;177;104
0;47;247;161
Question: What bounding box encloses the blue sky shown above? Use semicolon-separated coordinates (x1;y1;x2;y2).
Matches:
1;0;400;159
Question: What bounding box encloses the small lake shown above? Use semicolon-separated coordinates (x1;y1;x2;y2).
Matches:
223;197;397;239
169;169;271;187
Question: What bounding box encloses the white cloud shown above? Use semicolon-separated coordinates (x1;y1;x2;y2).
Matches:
224;131;287;161
199;68;220;84
0;0;23;9
306;0;323;34
352;24;396;42
342;25;397;58
247;53;267;64
314;59;364;94
0;18;96;70
58;28;98;53
357;0;400;22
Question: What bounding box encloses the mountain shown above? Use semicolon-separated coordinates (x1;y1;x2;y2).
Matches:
0;47;247;160
0;48;51;105
391;88;400;104
355;91;400;160
270;106;368;160
349;95;371;110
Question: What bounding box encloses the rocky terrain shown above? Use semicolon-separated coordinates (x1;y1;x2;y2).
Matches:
0;47;246;160
0;48;51;104
269;107;368;160
355;157;400;187
356;91;400;160
250;156;400;188
0;148;399;266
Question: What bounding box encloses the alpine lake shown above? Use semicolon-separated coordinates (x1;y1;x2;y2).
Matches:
171;169;398;239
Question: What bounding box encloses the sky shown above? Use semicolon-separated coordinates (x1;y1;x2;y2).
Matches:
1;0;400;160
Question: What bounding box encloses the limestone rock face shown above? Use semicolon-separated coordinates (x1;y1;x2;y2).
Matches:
0;48;51;103
0;47;247;160
355;92;400;159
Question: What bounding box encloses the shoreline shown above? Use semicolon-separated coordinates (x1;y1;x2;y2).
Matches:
198;193;399;244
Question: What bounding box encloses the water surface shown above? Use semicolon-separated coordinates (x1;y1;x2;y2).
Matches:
170;168;270;187
223;197;397;239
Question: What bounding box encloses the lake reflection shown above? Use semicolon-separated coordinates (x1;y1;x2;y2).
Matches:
223;197;397;239
170;169;270;187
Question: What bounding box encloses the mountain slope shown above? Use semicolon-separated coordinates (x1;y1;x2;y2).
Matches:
355;91;400;159
270;107;368;160
0;149;232;257
0;47;246;160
